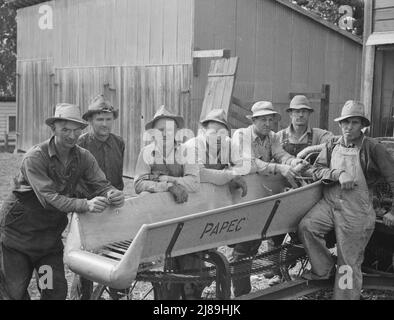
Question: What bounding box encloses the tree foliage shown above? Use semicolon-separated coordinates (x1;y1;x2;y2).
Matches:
0;0;16;97
292;0;364;37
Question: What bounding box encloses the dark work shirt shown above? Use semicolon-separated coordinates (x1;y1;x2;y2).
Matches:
77;132;125;190
12;136;113;213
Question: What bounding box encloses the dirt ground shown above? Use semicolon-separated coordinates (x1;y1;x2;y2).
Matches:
0;152;393;300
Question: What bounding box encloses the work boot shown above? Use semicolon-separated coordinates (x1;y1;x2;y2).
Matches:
301;268;335;281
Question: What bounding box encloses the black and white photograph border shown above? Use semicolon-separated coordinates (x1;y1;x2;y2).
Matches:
0;0;394;304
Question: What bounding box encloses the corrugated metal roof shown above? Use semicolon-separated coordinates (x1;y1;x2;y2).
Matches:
6;0;49;9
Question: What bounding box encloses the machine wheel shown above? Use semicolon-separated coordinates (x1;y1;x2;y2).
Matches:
362;230;394;276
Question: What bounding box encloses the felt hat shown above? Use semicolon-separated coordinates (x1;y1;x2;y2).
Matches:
45;103;88;128
334;100;370;126
287;95;313;112
200;108;231;132
144;105;185;130
82;94;118;121
246;101;281;121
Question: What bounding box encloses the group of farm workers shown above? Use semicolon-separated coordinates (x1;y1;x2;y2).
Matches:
0;92;393;300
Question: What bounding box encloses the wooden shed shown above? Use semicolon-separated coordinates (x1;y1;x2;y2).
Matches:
363;0;394;137
0;97;16;150
10;0;363;175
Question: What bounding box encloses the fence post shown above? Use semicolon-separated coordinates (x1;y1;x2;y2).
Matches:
320;85;330;130
4;133;8;151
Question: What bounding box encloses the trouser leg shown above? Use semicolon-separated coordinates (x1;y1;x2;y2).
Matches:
333;210;375;300
0;243;32;300
35;251;67;300
230;239;261;297
70;274;93;300
298;199;336;278
163;253;205;300
266;234;287;277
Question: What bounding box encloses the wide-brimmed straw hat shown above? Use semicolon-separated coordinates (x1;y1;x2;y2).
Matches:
82;94;119;121
287;95;314;112
200;108;231;132
334;100;370;126
144;105;185;130
45;103;88;128
246;101;281;121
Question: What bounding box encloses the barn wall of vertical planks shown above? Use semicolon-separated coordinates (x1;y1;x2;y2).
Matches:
193;0;363;135
15;0;193;176
13;0;365;174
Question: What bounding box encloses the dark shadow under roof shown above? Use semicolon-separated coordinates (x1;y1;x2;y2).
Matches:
0;97;16;102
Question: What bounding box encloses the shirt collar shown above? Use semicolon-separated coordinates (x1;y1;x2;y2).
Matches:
48;136;78;160
153;139;181;158
288;124;312;136
250;125;271;142
90;132;113;149
336;133;364;148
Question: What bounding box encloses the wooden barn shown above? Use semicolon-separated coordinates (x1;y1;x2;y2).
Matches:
10;0;363;176
0;97;17;151
363;0;394;137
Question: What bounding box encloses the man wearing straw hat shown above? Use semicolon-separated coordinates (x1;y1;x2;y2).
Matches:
230;101;306;297
0;103;124;300
183;108;247;196
70;94;125;299
298;100;394;300
134;105;203;299
266;95;333;286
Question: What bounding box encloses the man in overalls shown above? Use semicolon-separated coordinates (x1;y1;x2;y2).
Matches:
230;101;306;296
267;95;333;286
277;95;333;158
134;106;202;299
298;100;394;300
0;103;125;300
71;94;125;299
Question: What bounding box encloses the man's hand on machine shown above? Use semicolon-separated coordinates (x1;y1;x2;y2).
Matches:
290;158;308;167
383;211;394;227
87;196;110;213
339;171;355;190
275;164;298;189
228;176;248;197
107;189;125;208
168;182;189;204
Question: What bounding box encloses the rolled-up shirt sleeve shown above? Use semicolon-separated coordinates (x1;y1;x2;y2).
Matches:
186;136;234;186
133;147;170;194
164;142;200;192
271;134;294;165
231;129;259;175
21;155;90;213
